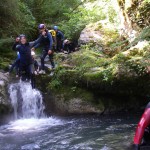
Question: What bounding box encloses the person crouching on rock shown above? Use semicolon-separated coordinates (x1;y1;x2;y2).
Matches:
63;39;75;54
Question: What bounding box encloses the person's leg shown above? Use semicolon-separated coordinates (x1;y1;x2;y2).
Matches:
20;64;26;81
60;41;64;52
40;50;47;70
49;53;55;69
19;64;23;77
57;40;61;52
24;65;29;81
27;64;35;88
15;59;20;77
9;59;18;73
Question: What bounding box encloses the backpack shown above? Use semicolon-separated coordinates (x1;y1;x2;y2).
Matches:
49;30;57;46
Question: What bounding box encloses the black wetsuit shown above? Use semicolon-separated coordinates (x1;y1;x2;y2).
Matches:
64;42;75;53
34;30;55;70
56;30;64;52
16;42;36;88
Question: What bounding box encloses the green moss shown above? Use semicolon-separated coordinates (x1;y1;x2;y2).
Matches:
132;27;150;46
52;86;94;102
126;0;150;29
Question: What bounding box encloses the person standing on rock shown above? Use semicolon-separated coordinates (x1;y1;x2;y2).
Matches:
32;24;55;74
16;34;37;88
53;26;64;52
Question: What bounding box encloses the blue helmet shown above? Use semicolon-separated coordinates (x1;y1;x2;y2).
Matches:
38;24;46;29
54;26;58;30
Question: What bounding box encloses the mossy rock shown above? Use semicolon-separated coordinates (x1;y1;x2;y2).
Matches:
50;86;105;115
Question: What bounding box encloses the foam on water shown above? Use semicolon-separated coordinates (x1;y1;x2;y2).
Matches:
0;117;63;132
100;145;112;150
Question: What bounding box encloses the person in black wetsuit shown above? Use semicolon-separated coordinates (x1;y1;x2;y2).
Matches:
32;24;54;74
53;26;64;52
63;39;75;54
16;34;38;88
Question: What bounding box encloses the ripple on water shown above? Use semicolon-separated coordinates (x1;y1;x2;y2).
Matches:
21;143;40;150
101;145;112;150
0;114;139;150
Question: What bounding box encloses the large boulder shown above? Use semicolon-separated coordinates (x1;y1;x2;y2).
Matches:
78;21;121;56
43;86;145;116
79;21;119;45
43;87;105;115
52;97;103;115
0;72;11;115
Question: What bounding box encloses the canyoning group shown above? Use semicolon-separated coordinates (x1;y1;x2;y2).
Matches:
7;24;76;88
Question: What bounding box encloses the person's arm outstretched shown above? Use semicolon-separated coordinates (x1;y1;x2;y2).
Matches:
30;35;42;50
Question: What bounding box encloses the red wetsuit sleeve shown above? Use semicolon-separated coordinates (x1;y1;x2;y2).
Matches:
134;108;150;145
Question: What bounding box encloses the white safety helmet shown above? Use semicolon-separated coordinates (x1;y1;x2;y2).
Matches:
31;51;35;56
64;39;69;44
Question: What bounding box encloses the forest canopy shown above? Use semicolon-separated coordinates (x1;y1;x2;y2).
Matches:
0;0;149;51
0;0;118;40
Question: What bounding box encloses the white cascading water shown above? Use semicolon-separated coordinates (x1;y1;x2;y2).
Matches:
5;81;62;133
9;81;45;119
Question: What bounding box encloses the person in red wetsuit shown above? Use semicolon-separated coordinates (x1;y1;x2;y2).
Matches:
133;102;150;149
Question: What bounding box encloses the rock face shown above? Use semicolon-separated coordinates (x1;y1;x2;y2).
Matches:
79;22;103;45
79;21;119;47
43;88;145;116
78;21;121;56
42;87;104;115
0;72;11;114
52;97;102;115
116;0;150;40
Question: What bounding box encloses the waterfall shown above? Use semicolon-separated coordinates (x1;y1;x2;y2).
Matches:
9;81;45;119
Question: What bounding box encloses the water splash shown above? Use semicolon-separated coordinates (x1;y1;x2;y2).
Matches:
3;117;63;131
9;81;45;119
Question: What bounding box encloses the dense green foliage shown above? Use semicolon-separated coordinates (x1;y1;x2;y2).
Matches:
0;0;117;40
0;0;150;85
0;0;118;69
